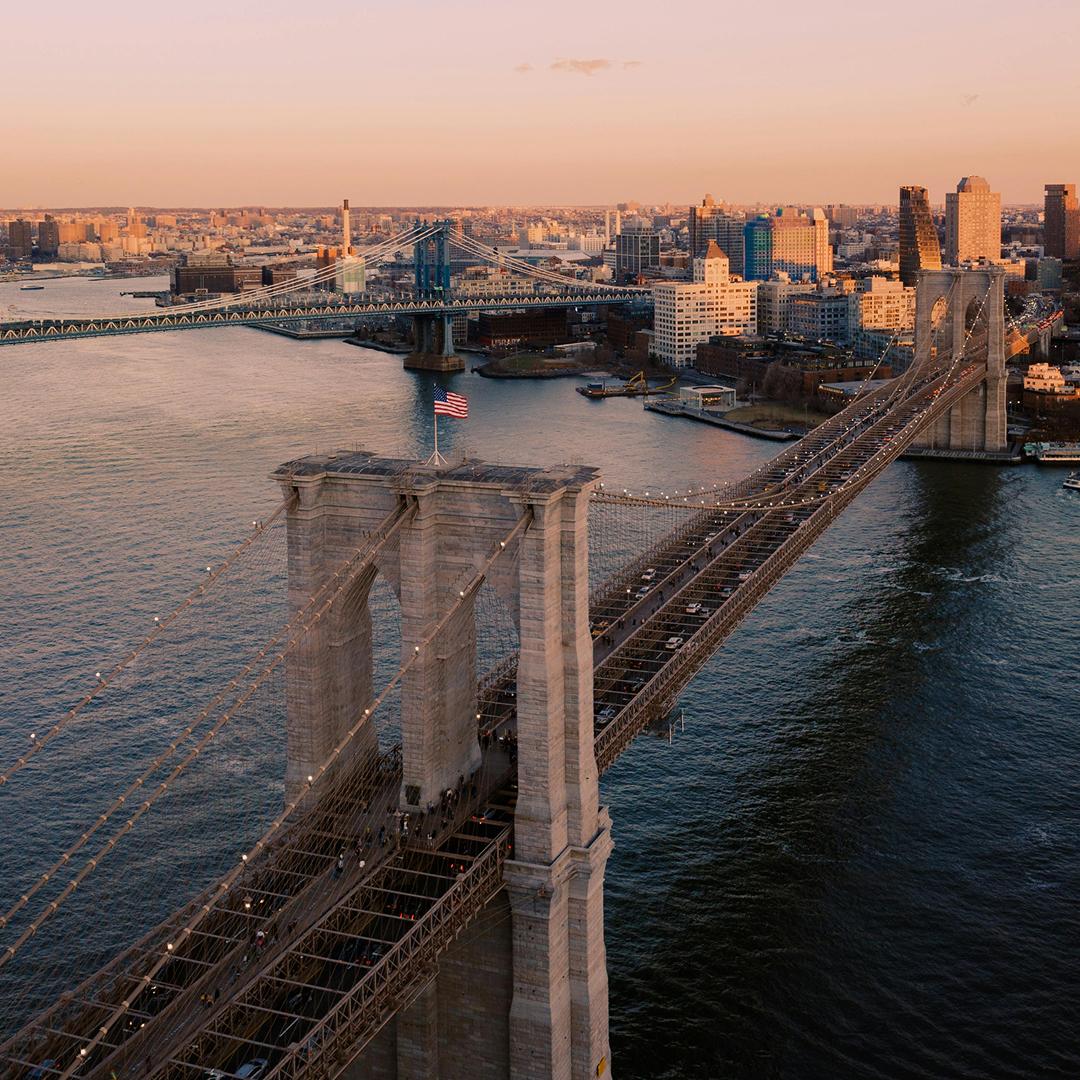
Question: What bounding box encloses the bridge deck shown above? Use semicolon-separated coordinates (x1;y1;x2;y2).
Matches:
0;291;648;347
3;348;988;1080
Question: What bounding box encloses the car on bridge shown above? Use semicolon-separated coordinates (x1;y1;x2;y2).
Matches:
664;636;685;650
596;705;619;726
206;1059;268;1080
686;602;707;615
641;568;657;581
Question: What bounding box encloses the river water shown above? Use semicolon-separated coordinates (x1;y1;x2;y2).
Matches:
0;276;1078;1077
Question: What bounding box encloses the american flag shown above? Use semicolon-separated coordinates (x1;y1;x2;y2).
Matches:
433;386;469;419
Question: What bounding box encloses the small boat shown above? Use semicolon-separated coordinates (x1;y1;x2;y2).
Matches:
577;381;607;398
1064;471;1080;491
575;371;677;398
19;284;45;291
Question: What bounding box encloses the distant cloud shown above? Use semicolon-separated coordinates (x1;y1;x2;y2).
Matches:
514;62;533;74
961;93;980;107
622;60;643;69
551;58;611;76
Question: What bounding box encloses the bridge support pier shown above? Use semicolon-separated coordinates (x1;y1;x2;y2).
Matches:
396;983;441;1080
505;487;612;1080
404;314;464;372
913;266;1007;454
275;453;610;1079
398;485;482;811
278;471;385;803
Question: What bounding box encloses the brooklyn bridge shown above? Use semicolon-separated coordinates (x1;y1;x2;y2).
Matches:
0;266;1009;1079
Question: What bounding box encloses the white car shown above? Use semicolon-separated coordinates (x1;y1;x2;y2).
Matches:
664;636;685;650
641;568;657;581
206;1062;268;1080
596;705;619;726
686;602;704;615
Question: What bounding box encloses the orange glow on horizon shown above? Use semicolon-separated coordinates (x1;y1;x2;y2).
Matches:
5;0;1079;207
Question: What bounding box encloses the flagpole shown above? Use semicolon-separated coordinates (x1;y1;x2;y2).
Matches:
427;403;446;466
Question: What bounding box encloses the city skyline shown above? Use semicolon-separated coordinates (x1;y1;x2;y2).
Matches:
6;0;1079;207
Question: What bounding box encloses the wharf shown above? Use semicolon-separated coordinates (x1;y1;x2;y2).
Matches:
643;399;798;441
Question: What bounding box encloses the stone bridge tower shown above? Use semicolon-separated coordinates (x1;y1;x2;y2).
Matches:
275;451;613;1080
912;265;1007;453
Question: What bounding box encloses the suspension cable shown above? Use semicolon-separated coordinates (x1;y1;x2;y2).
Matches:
0;497;293;788
26;224;440;325
52;508;534;1079
0;501;414;971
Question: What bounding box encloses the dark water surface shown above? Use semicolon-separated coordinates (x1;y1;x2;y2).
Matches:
1;276;1078;1076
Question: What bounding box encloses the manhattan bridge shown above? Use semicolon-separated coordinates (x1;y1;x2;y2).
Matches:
0;240;1023;1078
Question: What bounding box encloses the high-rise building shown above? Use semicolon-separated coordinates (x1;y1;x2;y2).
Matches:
743;217;772;282
826;205;859;229
93;218;119;243
898;185;942;286
37;215;60;257
7;219;33;260
126;207;146;239
614;221;659;282
58;222;79;244
743;208;832;282
1044;183;1080;260
688;194;745;274
944;176;1001;264
652;242;758;367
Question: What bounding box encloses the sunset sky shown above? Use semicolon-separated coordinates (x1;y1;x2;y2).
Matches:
7;0;1080;207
